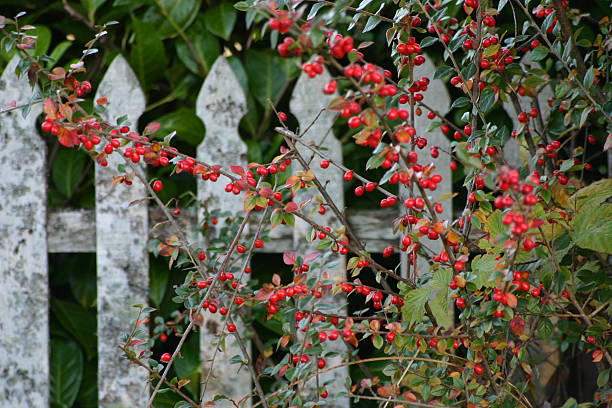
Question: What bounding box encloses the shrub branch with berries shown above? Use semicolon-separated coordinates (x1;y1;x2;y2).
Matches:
2;0;612;407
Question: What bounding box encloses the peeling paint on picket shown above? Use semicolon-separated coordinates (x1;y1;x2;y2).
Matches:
95;55;149;408
196;57;252;406
0;56;48;408
290;69;350;407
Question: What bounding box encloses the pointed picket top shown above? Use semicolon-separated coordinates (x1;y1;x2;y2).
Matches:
195;56;251;406
290;68;342;239
409;55;452;277
502;52;553;167
0;55;48;408
196;57;248;213
94;54;149;408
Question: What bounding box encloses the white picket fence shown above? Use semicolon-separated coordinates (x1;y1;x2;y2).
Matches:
0;51;508;407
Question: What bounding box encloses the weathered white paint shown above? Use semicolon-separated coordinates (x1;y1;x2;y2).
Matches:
195;57;251;406
502;52;553;168
0;56;48;408
290;69;349;407
47;209;96;253
411;56;452;277
48;208;401;254
94;55;149;408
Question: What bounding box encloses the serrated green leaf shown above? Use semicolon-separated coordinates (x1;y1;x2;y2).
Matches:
471;254;500;289
401;288;430;325
571;204;612;254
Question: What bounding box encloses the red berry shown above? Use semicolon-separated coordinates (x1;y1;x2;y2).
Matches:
228;324;237;332
152;180;163;192
160;353;171;363
474;364;484;375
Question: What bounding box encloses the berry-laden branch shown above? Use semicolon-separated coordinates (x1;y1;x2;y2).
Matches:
2;0;611;406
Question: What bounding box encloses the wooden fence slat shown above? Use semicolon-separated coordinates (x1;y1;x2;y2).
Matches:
0;56;48;408
408;55;452;277
48;208;404;254
195;56;251;406
94;55;149;408
290;68;349;407
47;209;96;253
501;53;553;167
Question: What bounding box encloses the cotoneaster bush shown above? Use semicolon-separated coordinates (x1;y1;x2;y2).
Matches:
1;0;611;407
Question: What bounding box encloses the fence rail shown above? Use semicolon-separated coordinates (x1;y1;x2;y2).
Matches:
0;50;534;407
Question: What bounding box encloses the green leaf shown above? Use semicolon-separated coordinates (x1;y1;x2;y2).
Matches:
244;50;287;109
146;0;201;39
583;67;595;89
308;3;326;19
451;96;470;110
597;369;610;387
52;148;87;198
51;298;97;360
530;46;549;61
401;288;430;325
204;2;237;40
155;107;205;146
434;64;454;80
150;259;169;307
471;254;499;289
429;269;453;328
234;1;250;11
76;359;98;408
173;334;201;378
80;0;107;21
30;25;51;56
420;37;437;48
570;178;612;211
69;255;96;308
131;18;167;88
372;335;383;349
571;204;612;254
478;87;496;113
176;17;220;75
48;41;72;65
51;339;84;408
498;0;509;11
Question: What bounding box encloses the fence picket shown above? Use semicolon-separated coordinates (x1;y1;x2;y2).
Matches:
195;56;251;406
501;53;553;167
290;69;350;407
409;56;452;277
94;55;149;407
0;56;48;408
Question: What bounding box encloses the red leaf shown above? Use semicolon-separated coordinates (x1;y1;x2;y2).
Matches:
303;252;320;263
283;251;297;265
592;349;604;363
144;122;161;135
43;98;57;119
231;165;245;176
284;201;298;213
509;316;525;336
505;293;518;309
57;128;79;147
48;67;66;80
